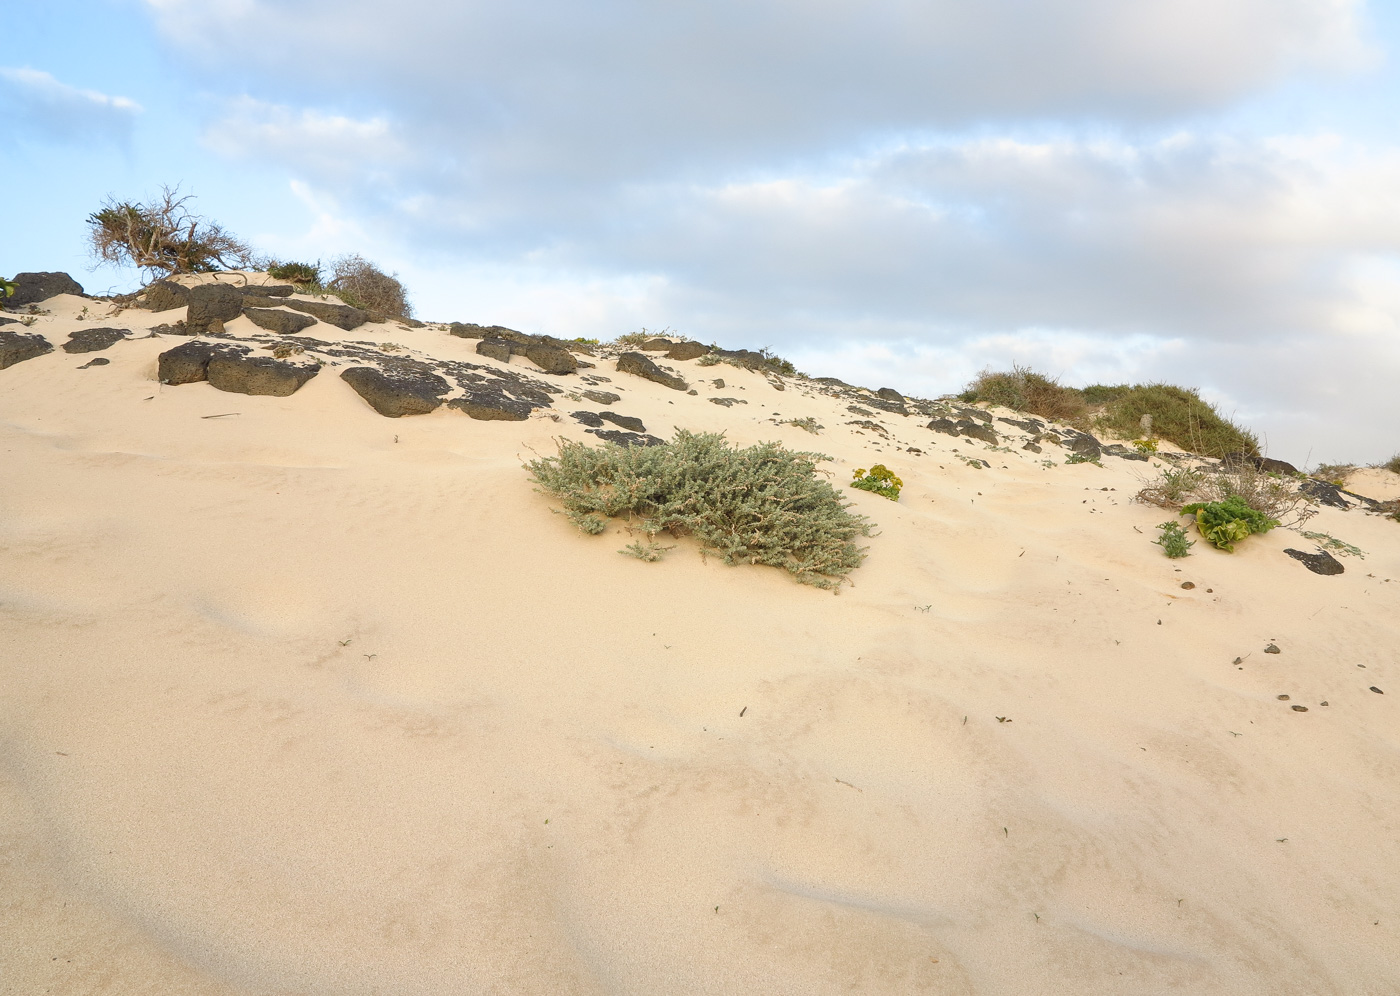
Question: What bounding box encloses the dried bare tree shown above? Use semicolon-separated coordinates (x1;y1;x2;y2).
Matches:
86;186;255;279
327;253;413;318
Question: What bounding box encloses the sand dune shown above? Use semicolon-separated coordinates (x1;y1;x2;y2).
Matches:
2;280;1398;994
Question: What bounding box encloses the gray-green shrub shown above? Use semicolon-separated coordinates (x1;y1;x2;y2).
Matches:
526;430;873;589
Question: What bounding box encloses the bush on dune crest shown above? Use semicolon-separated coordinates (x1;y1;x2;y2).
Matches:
526;430;873;590
960;366;1259;458
86;185;255;277
327;254;413;318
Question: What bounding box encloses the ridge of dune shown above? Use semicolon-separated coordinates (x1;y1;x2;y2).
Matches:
2;274;1398;995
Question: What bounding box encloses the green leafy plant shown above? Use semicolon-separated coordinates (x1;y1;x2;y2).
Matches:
782;417;822;434
1;277;16;305
526;430;873;589
1065;451;1101;466
850;464;903;500
1180;496;1279;552
1132;438;1159;454
1155;520;1195;558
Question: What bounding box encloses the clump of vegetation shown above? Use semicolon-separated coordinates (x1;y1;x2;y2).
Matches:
1137;461;1315;529
327;254;413;318
1137;464;1207;507
270;343;305;359
620;539;674;562
611;327;671;349
526;430;873;589
1299;531;1364;559
850;464;903;500
87;185;255;277
267;260;321;287
696;352;722;366
960;365;1088;424
1154;520;1195;558
1311;463;1355;487
0;277;15;305
1180;496;1279;552
958;365;1259;458
1065;451;1101;466
782;417;822;434
1381;454;1400;475
1132;438;1159;455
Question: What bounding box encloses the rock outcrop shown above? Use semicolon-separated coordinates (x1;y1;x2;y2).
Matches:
206;346;320;397
1284;548;1345;575
520;342;577;375
341;361;449;417
62;328;129;353
0;331;54;369
7;272;84;305
157;340;219;384
186;284;244;335
141;281;189;312
616;351;688;391
665;342;710;361
243;308;317;336
282;299;367;330
582;389;621;405
476;338;514;363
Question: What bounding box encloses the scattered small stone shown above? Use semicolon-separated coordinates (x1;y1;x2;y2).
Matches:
1180;581;1195;590
1371;686;1384;694
1291;705;1308;712
1265;644;1281;654
1277;694;1290;701
1320;701;1329;707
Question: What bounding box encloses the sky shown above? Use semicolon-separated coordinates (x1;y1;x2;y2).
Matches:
3;0;1399;466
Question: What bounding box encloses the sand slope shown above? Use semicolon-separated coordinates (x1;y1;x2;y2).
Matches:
2;290;1398;995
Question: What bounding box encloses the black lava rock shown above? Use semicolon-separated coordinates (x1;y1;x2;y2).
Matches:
0;331;54;369
61;327;129;353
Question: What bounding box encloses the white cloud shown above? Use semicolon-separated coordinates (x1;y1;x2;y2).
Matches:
0;67;141;147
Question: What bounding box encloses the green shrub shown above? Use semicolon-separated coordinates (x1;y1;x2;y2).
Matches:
1132;438;1159;454
0;277;15;304
961;365;1088;424
526;430;873;589
1181;496;1279;552
268;260;321;286
850;464;902;500
1377;454;1400;475
782;417;822;434
1154;520;1194;558
1095;384;1258;458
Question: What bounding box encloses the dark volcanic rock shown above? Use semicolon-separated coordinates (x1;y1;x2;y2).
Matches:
78;357;111;369
341;361;449;417
927;417;998;445
476;338;514;363
571;410;605;427
449;322;525;340
282;299;367;330
447;392;534;421
582;389;621;405
151;322;189;336
243;308;318;335
1284;548;1345;575
62;327;129;353
1101;442;1149;462
521;342;578;374
141;281;189;312
238;284;295;298
186;284;244;334
8;272;83;305
158;340;219;384
616;351;688;391
999;416;1045;434
0;331;54;369
207;346;319;397
877;387;904;403
1223;452;1300;476
598;411;645;432
708;397;746;407
640;338;675;351
665;341;710;361
1299;480;1355;510
1068;433;1102;461
240;294;296;309
587;429;664;447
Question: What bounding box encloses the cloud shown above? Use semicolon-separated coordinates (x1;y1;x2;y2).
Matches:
0;67;141;147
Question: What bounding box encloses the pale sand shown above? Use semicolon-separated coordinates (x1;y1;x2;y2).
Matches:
2;289;1398;995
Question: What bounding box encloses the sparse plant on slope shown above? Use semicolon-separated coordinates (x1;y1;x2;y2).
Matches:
1299;531;1364;559
850;464;902;501
1154;520;1194;558
327;254;412;317
1136;461;1315;528
960;365;1088;424
86;185;254;277
1312;463;1355;487
526;430;873;589
1091;383;1258;458
1180;496;1279;552
1382;454;1400;475
1132;438;1159;454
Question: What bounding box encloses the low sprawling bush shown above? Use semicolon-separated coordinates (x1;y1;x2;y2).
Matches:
526;430;873;589
267;260;321;287
1137;461;1316;529
1379;454;1400;475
